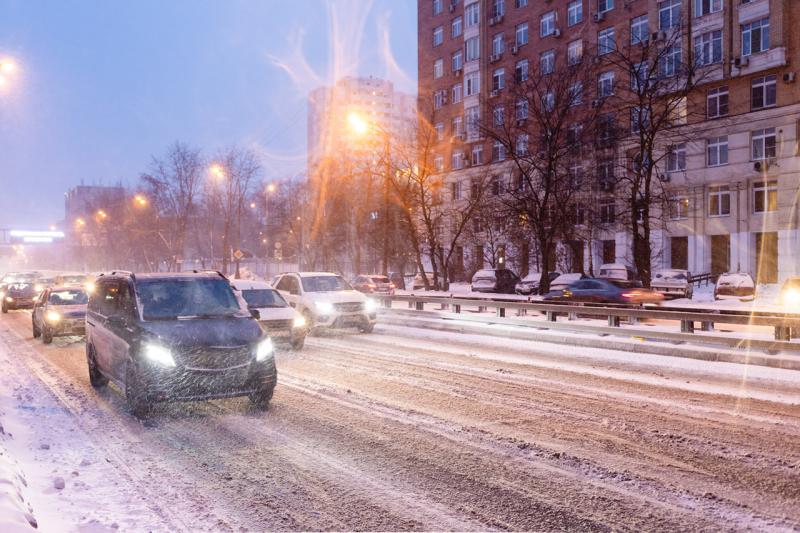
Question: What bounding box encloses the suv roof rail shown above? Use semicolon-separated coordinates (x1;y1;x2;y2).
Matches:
108;270;136;280
190;269;228;280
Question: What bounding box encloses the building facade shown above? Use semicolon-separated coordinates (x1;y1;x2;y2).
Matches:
419;0;800;284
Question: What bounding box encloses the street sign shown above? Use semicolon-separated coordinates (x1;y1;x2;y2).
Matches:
233;249;244;260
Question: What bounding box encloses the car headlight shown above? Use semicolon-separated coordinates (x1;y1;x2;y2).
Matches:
364;298;378;312
143;344;176;367
315;301;334;315
0;292;4;300
46;310;61;323
292;315;307;328
5;296;13;302
34;284;44;292
784;288;800;307
256;338;274;361
85;281;96;294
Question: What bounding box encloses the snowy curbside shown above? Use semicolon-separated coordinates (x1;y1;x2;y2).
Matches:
380;313;800;371
0;433;38;531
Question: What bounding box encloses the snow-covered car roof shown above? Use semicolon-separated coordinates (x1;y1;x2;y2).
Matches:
520;272;542;282
716;272;755;288
295;272;340;278
598;263;628;270
552;273;583;284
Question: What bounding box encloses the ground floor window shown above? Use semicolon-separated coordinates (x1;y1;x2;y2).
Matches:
671;236;688;270
602;240;615;264
568;241;584;273
755;231;778;284
710;234;729;276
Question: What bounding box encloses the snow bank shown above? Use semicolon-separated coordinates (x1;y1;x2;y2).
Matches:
0;434;37;532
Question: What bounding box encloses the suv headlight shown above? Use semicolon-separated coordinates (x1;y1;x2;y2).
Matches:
46;310;61;322
315;301;334;315
143;344;176;367
364;299;378;312
256;338;274;361
292;315;307;328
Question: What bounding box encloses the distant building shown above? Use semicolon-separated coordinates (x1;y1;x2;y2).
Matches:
64;185;126;229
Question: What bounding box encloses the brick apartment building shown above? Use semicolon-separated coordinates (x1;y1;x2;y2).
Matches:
418;0;800;285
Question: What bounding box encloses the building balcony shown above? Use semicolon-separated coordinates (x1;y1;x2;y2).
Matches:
738;0;769;24
733;47;787;77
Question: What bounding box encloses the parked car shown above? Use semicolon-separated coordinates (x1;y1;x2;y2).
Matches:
544;278;665;305
55;272;89;287
514;271;560;295
714;272;756;301
470;268;520;294
352;274;395;295
33;276;57;293
2;282;37;313
778;277;800;309
274;272;377;333
32;286;89;343
231;279;307;350
597;263;642;287
85;271;276;418
549;272;589;292
651;269;693;299
412;272;444;290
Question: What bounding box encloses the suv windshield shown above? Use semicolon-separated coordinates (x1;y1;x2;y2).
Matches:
49;289;88;305
241;289;288;308
136;279;243;320
301;275;351;292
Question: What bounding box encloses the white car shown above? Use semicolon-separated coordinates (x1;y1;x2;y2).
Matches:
231;280;307;350
273;272;378;333
651;269;693;299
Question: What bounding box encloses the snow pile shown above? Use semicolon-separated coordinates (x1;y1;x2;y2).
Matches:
0;434;37;532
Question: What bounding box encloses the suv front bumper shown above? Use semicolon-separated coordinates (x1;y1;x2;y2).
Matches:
314;311;377;329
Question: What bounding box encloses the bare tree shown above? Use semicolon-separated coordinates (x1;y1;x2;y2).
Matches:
140;142;204;271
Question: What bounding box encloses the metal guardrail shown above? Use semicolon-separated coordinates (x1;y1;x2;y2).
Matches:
380;294;800;343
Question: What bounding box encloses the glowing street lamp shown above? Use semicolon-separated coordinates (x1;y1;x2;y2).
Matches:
346;111;369;137
96;209;108;220
133;194;148;207
209;164;226;180
0;58;17;88
266;183;276;194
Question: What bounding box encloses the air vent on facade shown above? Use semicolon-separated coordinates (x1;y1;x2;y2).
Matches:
593;12;605;23
784;72;796;83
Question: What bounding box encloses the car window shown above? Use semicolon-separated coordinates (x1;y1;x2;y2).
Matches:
301;275;351;292
135;278;243;320
48;289;88;306
241;289;288;308
275;276;291;292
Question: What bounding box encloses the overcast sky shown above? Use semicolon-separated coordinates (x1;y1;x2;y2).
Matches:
0;0;417;228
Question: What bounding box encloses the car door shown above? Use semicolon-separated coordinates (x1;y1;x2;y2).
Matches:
279;276;301;309
86;280;114;374
106;281;136;381
32;289;47;330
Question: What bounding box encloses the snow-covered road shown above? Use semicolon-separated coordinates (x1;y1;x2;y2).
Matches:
0;309;799;531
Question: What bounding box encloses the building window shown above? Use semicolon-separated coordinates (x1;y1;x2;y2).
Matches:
660;44;681;77
515;59;529;82
751;75;777;110
708;185;730;217
433;26;444;47
466;106;480;140
630;61;649;92
434;59;444;79
452;16;463;38
493;105;505;126
631;15;649;45
433;0;443;16
492;140;506;162
598;28;615;55
516;134;529;155
670;196;689;220
695;0;722;17
600;201;616;224
451;50;463;72
631;106;649;133
515;0;528;7
666;144;686;172
435;122;445;141
540;49;555;74
465;3;479;27
452;83;463;103
464;71;480;96
492;0;505;17
694;30;722;65
452;116;463;136
472;145;484;165
569;81;583;106
492;68;505;91
568;0;583;26
515;23;529;46
707;136;728;166
542;91;554;112
452;150;465;170
515;98;529;120
434;90;446;110
567;40;583;65
598;71;614;97
742;18;769;56
707;86;728;118
658;0;681;31
599;0;614;14
752;128;777;160
434;155;444;172
753;180;778;213
491;33;504;57
451;181;463;200
466;37;480;62
540;11;556;37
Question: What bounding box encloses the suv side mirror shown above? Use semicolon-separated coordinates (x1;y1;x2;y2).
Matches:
250;309;261;320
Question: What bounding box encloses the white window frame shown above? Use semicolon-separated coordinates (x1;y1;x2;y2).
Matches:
452;83;463;103
666;143;686;173
452;16;463;38
751;128;777;161
515;59;529;82
567;39;583;65
707;86;728;118
492;68;505;91
540;11;556;37
465;3;479;27
706;136;728;167
631;15;649;45
433;26;444;47
670;195;689;220
598;28;615;55
695;0;722;17
452;50;463;72
742;18;769;56
492;33;505;56
434;58;444;79
464;71;480;96
568;0;583;26
658;0;681;31
452;150;465;170
599;0;614;14
751;74;777;110
598;71;614;97
515;23;529;46
540;49;555;74
466;37;480;62
694;30;722;65
753;180;778;213
708;185;731;217
435;122;445;141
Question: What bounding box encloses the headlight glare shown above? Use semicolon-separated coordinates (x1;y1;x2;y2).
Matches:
315;301;334;315
784;288;800;307
365;298;378;312
292;315;307;328
256;338;274;361
143;344;176;367
45;310;61;322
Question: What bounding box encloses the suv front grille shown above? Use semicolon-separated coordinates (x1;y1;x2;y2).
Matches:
335;302;364;313
264;319;293;331
178;344;252;371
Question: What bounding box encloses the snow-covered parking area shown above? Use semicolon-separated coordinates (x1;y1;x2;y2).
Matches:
0;308;799;531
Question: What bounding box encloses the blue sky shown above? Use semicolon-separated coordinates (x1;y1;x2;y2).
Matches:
0;0;417;228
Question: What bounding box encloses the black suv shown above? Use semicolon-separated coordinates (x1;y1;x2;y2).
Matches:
85;271;276;418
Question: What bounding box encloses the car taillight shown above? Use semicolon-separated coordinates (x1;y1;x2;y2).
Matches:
389;283;395;288
621;292;636;299
368;284;376;289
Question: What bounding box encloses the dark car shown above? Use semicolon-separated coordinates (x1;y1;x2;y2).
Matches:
32;286;89;343
514;271;560;295
470;268;520;294
544;278;664;305
85;271;277;418
352;274;395;295
388;272;406;291
2;282;38;313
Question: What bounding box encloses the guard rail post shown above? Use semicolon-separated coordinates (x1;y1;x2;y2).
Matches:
546;311;557;322
608;315;620;327
775;326;791;341
681;319;695;333
497;307;506;318
701;321;714;332
453;304;461;313
415;301;424;311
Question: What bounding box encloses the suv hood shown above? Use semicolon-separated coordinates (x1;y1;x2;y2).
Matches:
140;317;263;348
305;290;365;304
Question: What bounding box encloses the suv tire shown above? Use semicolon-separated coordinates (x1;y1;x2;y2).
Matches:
290;336;305;350
86;344;109;388
42;327;53;344
126;362;152;419
1;303;7;314
32;319;41;338
359;322;375;334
